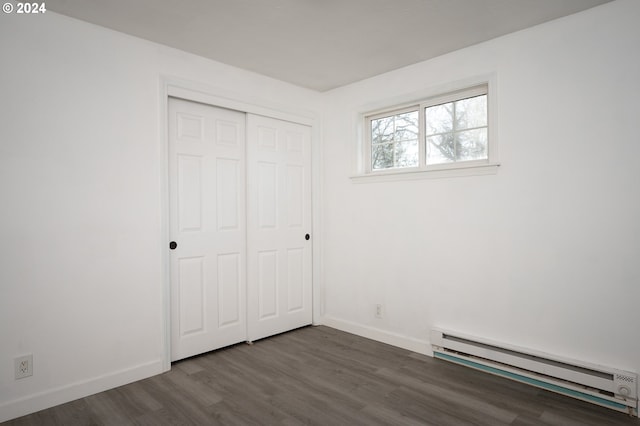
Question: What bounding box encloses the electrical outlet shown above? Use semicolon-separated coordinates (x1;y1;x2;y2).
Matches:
375;304;383;319
15;354;33;380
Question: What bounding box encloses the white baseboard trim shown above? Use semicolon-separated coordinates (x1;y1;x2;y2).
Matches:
0;359;164;423
322;315;433;356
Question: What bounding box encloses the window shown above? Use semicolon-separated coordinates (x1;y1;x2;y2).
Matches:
425;93;487;165
363;84;495;178
371;108;419;170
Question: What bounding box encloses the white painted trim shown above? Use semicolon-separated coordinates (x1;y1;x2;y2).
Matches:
322;315;432;356
0;360;163;423
163;75;317;126
350;162;500;183
159;76;324;366
158;78;172;374
311;120;324;324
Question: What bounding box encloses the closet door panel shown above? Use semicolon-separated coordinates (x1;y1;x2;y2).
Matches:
169;98;247;361
247;115;312;341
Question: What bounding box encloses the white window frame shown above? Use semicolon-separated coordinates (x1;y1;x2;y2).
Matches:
354;79;499;182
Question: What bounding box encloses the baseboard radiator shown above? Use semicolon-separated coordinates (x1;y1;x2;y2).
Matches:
431;329;638;416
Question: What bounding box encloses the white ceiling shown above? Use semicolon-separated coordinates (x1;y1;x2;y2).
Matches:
46;0;613;92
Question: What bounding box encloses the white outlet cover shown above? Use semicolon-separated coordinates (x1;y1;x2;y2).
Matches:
375;304;383;318
15;354;33;379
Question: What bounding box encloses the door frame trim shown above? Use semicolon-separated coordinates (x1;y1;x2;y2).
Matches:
159;76;323;371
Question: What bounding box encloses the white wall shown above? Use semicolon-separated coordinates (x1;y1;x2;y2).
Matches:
1;0;639;422
321;0;640;371
0;12;321;421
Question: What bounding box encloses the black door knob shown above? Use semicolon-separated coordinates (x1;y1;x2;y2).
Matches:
305;234;310;241
169;241;177;250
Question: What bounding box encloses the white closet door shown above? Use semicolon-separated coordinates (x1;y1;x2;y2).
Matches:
168;98;247;361
247;114;313;342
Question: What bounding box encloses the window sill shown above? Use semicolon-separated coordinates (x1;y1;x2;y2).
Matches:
350;162;500;183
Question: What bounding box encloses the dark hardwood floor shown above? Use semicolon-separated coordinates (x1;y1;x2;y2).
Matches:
4;326;639;425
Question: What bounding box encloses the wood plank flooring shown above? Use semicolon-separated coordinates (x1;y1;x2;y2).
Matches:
4;326;639;425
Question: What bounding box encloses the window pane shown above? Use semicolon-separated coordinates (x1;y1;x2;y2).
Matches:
372;142;394;170
396;140;418;167
394;111;419;141
456;128;488;161
371;116;394;144
455;95;487;130
426;134;455;165
425;103;453;135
